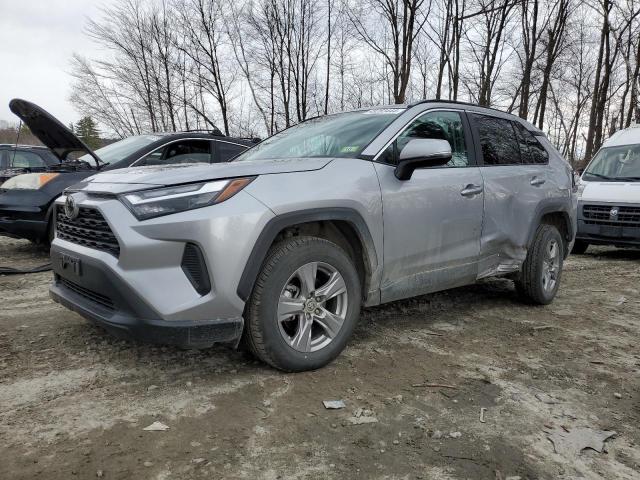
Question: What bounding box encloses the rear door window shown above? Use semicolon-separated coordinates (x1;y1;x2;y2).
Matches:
471;114;521;166
137;139;212;166
216;142;247;162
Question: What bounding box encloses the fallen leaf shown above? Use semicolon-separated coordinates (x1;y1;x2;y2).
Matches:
547;426;615;456
143;421;169;432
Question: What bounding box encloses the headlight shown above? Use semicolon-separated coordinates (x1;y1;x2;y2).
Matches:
1;173;59;190
121;177;255;220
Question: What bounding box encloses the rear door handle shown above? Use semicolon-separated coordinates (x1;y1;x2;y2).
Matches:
530;177;546;186
460;184;483;197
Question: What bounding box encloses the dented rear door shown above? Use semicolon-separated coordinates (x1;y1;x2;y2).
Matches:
470;113;550;277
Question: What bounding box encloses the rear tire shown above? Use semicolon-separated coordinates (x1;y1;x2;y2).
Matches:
516;224;564;305
571;240;589;255
243;236;361;372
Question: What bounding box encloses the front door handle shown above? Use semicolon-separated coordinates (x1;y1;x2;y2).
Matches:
530;177;546;186
460;184;483;197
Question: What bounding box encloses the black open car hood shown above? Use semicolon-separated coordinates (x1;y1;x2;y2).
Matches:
9;98;102;166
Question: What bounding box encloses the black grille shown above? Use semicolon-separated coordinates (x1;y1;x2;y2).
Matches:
181;243;211;295
59;277;115;311
56;206;120;256
583;204;640;226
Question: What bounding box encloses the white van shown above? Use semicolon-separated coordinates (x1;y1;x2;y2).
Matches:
574;124;640;253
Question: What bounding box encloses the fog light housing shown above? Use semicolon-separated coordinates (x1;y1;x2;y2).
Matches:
181;243;211;295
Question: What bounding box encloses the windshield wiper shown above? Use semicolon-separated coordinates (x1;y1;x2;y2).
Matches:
583;172;613;180
585;172;640;181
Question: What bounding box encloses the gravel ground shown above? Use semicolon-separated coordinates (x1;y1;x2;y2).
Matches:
0;236;639;480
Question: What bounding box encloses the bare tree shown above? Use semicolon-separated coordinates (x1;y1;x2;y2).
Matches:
424;0;466;100
532;0;570;129
515;0;542;119
68;0;639;167
465;0;516;106
224;0;272;133
348;0;431;104
176;0;235;134
584;0;640;159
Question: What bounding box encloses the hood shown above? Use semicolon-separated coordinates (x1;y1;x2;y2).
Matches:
9;98;102;166
580;180;640;204
73;157;333;194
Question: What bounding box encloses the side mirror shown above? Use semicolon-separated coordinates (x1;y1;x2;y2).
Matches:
394;139;452;180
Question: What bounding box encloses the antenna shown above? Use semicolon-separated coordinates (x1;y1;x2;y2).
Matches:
11;121;22;168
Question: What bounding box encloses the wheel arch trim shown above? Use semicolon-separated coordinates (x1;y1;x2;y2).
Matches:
236;207;378;302
527;199;575;255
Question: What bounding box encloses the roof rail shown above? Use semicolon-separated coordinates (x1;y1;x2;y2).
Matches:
407;98;513;116
0;143;47;149
182;127;224;136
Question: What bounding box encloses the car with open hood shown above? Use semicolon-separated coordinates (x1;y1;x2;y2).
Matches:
0;99;256;243
573;124;640;253
49;100;577;372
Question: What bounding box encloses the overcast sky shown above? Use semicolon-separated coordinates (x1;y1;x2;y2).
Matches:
0;0;114;126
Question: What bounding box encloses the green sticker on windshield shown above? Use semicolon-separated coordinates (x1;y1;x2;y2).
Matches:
340;146;359;153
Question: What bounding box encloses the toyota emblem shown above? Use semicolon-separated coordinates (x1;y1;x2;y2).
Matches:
64;194;79;220
610;207;619;219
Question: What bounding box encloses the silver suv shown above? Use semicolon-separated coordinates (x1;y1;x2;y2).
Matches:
50;101;577;371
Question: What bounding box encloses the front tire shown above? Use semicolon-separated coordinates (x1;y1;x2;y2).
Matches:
244;236;361;372
516;224;564;305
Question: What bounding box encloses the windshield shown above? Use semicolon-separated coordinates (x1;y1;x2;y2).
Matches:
234;110;403;162
584;144;640;181
78;135;163;165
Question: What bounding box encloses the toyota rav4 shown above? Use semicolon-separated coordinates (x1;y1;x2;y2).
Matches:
50;101;577;371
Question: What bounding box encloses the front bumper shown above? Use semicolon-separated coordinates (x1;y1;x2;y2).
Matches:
50;271;243;348
576;201;640;247
0;205;49;240
49;189;275;348
0;215;48;240
0;189;52;240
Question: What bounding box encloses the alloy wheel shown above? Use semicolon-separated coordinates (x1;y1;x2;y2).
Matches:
277;261;349;353
541;239;560;292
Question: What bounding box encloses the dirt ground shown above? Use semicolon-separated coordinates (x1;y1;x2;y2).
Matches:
0;236;639;480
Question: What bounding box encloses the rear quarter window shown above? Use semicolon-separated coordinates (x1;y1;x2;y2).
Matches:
216;142;247;162
514;123;549;164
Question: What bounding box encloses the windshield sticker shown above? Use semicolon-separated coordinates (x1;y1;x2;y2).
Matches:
340;146;359;153
362;109;403;115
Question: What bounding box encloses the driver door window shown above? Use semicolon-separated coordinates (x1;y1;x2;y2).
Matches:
379;111;469;167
